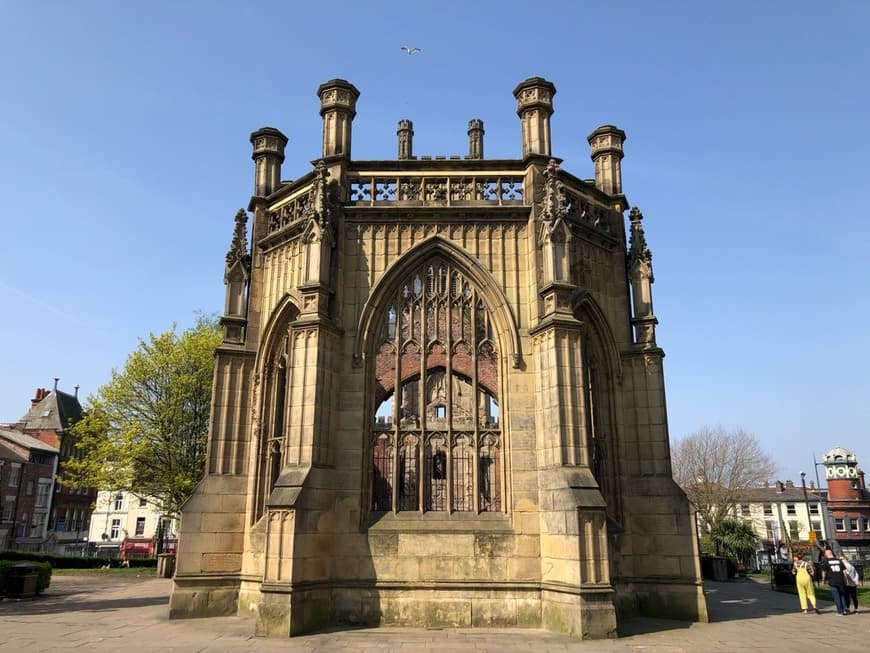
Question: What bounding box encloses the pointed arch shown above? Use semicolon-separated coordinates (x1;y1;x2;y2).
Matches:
570;288;623;525
363;238;508;515
354;236;522;368
570;288;622;383
251;293;302;522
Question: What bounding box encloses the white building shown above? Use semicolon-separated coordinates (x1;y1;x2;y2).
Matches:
734;479;827;554
87;490;176;559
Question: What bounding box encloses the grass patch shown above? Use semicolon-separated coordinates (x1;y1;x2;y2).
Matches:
54;567;157;577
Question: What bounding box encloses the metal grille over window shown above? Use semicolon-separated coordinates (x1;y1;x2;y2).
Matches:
371;259;501;513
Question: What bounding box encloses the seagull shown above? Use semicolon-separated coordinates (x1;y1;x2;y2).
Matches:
401;46;421;56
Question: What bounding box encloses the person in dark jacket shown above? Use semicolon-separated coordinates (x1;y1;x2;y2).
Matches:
820;548;848;615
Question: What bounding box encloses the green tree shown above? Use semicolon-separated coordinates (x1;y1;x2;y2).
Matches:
671;426;777;536
710;518;758;563
65;317;220;516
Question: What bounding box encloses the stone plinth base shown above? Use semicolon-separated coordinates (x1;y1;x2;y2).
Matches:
169;575;240;619
614;579;709;622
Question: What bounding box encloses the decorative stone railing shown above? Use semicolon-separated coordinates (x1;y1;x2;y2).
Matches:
560;182;613;235
267;183;314;236
347;174;525;207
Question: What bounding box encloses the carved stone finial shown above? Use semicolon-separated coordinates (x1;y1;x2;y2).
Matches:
628;206;651;265
307;161;333;227
226;209;251;276
540;159;566;224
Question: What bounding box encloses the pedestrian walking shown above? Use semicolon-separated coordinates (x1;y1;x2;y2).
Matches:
791;553;819;614
820;548;848;615
840;556;859;614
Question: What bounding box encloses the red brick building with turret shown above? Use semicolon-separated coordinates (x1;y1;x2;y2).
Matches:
821;447;870;561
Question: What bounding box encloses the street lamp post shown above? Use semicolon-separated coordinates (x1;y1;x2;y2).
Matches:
800;471;816;543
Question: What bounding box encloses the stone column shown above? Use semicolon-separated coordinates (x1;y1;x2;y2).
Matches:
397;119;414;160
467;118;484;159
513;77;556;158
587;125;625;195
317;79;360;159
250;127;288;197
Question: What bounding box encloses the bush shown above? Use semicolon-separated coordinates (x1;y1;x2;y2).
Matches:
0;560;52;595
0;550;156;569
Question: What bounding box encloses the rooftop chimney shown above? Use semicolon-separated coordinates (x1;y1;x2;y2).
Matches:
513;77;556;159
250;126;288;197
31;387;49;408
467;119;484;159
317;79;360;159
397;120;414;160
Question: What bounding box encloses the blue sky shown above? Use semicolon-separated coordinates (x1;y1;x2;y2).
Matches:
1;1;867;486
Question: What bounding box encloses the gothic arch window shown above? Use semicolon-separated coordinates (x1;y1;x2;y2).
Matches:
253;329;291;522
582;329;621;524
370;259;502;513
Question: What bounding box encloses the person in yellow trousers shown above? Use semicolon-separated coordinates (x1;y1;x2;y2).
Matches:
792;552;820;614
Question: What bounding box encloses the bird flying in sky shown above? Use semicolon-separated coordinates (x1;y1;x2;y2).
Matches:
401;46;421;56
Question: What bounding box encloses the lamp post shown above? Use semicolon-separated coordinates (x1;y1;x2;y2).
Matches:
800;471;816;544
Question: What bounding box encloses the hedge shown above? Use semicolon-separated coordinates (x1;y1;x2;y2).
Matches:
0;551;157;569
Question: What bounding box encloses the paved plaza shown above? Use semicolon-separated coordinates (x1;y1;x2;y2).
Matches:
0;574;868;652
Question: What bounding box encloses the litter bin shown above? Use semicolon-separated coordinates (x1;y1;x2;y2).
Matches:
157;553;176;578
5;563;38;598
771;562;796;591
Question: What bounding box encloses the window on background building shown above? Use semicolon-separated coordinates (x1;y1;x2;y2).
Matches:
161;517;173;538
30;513;45;537
864;520;870;532
139;497;147;507
850;518;859;532
810;504;819;515
765;521;775;540
114;494;123;510
788;520;799;540
35;482;51;508
835;518;845;531
2;496;15;521
811;520;821;534
135;517;146;536
8;464;20;487
25;480;33;496
741;504;750;515
786;504;796;516
763;503;773;516
110;518;120;539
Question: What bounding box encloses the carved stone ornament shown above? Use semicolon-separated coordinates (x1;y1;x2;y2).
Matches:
628;207;652;266
225;209;251;278
305;161;335;229
539;159;567;239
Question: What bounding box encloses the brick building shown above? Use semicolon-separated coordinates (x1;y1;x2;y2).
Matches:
821;447;870;560
0;427;58;550
15;381;95;554
170;78;707;639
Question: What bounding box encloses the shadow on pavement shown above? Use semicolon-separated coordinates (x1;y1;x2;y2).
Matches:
0;593;168;616
618;577;804;636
